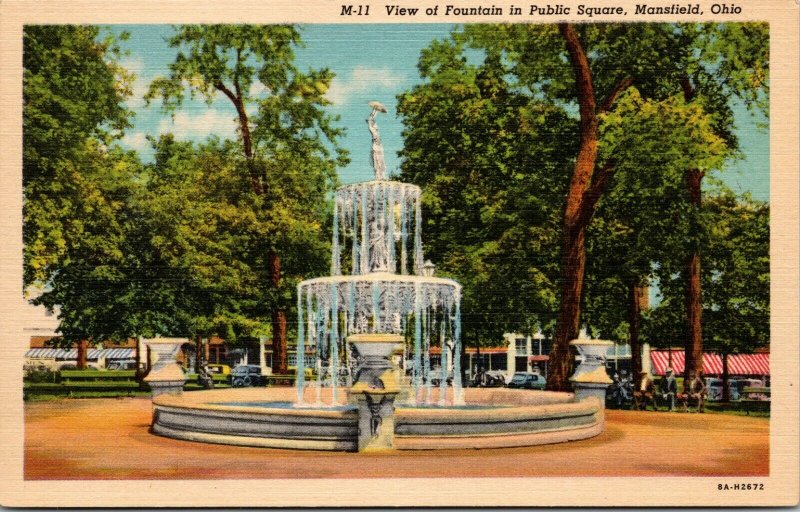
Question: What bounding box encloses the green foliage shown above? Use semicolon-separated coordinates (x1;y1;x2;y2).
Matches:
702;193;770;354
137;136;270;340
400;22;769;352
643;191;769;353
583;90;730;337
23;364;58;383
146;25;347;349
398;32;576;341
23;25;133;287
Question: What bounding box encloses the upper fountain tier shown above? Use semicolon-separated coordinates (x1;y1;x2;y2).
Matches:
332;180;423;276
331;101;426;277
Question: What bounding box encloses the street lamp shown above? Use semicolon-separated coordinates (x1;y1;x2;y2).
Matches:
422;260;436;277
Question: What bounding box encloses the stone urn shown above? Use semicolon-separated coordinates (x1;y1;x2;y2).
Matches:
143;337;187;397
569;338;613;403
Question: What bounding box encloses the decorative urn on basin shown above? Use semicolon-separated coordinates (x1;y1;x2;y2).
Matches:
569;338;614;402
143;337;187;397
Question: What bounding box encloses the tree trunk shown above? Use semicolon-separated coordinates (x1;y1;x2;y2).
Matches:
721;351;730;402
547;24;598;392
548;225;588;390
270;252;288;374
684;168;704;380
76;339;88;370
628;281;642;379
475;326;481;374
546;24;633;391
135;337;142;379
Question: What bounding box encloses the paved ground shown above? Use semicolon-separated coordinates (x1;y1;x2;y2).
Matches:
24;396;769;479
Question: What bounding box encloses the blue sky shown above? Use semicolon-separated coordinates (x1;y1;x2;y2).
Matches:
112;24;769;201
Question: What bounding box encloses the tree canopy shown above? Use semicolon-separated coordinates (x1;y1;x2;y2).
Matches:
397;34;577;342
146;25;347;371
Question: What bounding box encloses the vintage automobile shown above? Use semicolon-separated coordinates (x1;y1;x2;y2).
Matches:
506;372;546;390
228;364;267;387
705;378;740;401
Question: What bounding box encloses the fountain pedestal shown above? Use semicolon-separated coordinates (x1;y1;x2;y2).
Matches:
348;334;403;452
569;338;613;402
143;338;187;397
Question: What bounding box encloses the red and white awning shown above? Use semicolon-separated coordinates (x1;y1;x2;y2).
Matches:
650;350;769;376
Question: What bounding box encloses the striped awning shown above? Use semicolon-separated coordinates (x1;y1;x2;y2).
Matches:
102;348;135;359
25;348;134;360
650;350;769;376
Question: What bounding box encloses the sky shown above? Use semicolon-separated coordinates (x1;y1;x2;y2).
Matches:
112;24;769;201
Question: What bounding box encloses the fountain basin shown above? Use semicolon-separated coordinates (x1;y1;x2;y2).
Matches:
151;387;604;452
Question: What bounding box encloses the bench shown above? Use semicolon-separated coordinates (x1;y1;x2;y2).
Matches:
738;387;771;415
59;370;143;390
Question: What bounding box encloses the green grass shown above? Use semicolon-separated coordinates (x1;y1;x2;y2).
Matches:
704;401;770;417
24;389;152;401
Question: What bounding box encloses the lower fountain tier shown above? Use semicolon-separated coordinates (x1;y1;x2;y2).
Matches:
298;272;460;290
297;272;462;335
151;387;604;452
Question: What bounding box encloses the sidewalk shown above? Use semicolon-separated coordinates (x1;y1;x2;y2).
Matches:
24;396;768;479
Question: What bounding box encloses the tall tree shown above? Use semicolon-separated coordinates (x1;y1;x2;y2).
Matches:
702;192;769;400
583;90;728;376
456;23;689;389
147;25;346;373
456;23;768;389
23;25;132;287
669;23;769;379
23;26;135;368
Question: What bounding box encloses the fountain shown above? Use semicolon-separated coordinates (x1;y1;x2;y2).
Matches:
150;102;608;451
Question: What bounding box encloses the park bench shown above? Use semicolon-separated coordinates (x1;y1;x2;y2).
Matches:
738;387;771;415
59;370;141;390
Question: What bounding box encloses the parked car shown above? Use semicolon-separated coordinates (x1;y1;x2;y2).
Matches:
228;365;267;387
507;372;546;390
486;370;511;385
106;360;137;371
705;378;740;401
734;378;764;396
205;364;232;377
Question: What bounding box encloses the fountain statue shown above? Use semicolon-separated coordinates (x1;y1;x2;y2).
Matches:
149;102;609;452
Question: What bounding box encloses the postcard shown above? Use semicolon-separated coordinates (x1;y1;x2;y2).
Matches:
0;0;797;507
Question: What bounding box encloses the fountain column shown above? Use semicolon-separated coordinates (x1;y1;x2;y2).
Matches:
347;333;402;451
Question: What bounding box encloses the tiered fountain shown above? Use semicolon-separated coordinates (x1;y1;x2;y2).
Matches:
149;103;608;451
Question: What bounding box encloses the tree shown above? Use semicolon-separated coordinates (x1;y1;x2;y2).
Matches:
445;23;697;390
397;35;575;353
147;25;346;373
23;25;135;368
454;23;768;389
702;192;769;400
583;90;728;376
667;23;769;379
23;25;132;287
